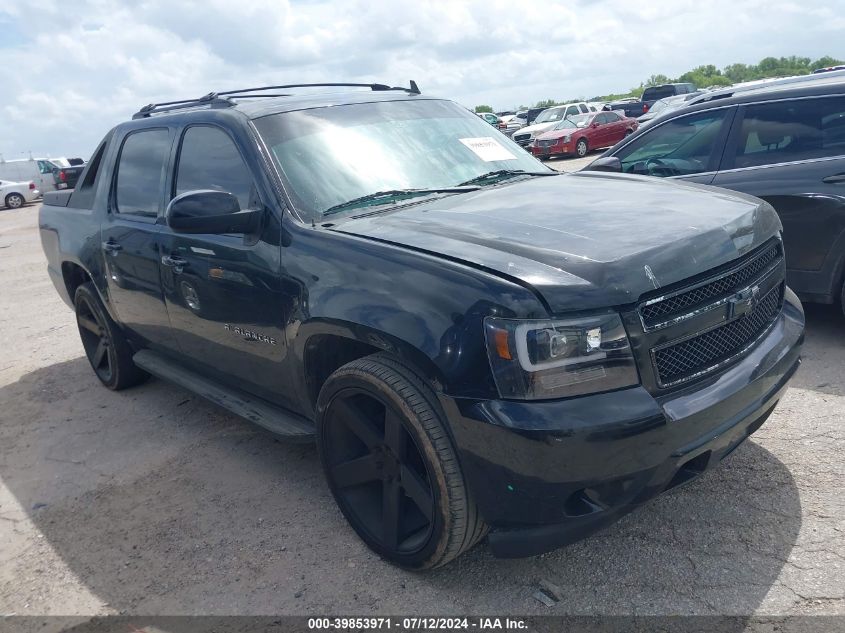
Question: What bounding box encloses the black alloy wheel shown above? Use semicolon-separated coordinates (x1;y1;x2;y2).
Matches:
76;292;115;384
74;282;149;390
322;388;436;554
317;354;486;569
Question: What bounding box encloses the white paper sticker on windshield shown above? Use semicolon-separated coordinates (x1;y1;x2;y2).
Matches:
459;137;517;162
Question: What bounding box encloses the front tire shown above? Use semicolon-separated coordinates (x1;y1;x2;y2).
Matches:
575;138;589;157
4;193;24;209
316;353;486;569
74;282;149;390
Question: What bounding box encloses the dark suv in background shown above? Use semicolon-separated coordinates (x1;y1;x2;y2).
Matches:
588;75;845;314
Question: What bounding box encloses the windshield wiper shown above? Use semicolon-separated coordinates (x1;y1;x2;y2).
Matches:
457;169;558;187
322;187;478;217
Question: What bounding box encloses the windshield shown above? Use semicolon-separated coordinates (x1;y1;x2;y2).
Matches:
253;99;549;219
534;107;568;123
553;114;590;130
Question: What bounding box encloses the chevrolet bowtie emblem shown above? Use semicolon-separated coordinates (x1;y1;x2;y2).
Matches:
728;285;760;319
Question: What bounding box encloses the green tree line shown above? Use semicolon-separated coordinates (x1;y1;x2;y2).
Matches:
477;55;843;112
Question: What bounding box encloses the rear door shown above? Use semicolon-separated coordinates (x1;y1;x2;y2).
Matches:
607;106;736;185
711;95;845;300
158;124;290;406
101;127;179;351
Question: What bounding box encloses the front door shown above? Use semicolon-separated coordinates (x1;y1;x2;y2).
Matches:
158;124;291;406
101;127;179;351
711;95;845;299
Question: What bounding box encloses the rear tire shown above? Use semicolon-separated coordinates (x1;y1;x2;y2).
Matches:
316;353;487;569
4;193;24;209
74;282;149;390
576;138;589;157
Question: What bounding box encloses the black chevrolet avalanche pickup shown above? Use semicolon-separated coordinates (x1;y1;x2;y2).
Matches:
39;82;804;569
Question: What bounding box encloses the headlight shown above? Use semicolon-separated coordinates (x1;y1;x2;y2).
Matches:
484;314;639;399
562;134;571;142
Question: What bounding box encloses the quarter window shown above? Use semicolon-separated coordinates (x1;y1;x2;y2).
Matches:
734;96;845;169
613;109;730;176
114;129;170;217
175;126;256;211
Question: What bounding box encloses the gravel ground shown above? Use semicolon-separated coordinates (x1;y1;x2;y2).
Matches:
0;198;843;618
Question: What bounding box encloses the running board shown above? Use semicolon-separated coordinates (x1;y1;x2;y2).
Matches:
133;350;315;441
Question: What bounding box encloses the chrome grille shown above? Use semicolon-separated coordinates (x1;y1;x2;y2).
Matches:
640;241;782;330
513;133;531;146
652;283;783;387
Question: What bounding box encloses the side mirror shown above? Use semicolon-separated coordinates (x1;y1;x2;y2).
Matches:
591;122;599;128
583;156;623;173
166;190;262;234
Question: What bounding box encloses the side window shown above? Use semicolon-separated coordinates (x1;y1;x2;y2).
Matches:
37;160;54;174
606;112;621;122
175;126;256;212
614;109;730;176
69;135;110;210
578;104;589;113
734;96;845;169
114;129;170;217
566;106;579;117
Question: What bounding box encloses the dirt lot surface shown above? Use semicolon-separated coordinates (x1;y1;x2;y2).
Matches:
1;196;843;618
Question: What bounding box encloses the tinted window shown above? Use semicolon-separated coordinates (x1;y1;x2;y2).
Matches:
643;86;676;101
578;104;588;113
614;109;730;176
175;126;256;210
115;129;170;217
594;113;608;124
69;134;111;210
605;111;622;122
565;106;580;117
734;96;845;169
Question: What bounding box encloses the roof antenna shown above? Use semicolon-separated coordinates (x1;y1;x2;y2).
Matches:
409;80;420;94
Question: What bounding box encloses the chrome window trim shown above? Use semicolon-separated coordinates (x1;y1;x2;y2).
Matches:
710;153;845;176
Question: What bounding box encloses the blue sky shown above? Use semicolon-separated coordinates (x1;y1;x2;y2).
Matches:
0;0;843;159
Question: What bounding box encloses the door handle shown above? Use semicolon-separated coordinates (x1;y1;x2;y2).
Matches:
822;173;845;184
161;254;188;274
102;241;122;255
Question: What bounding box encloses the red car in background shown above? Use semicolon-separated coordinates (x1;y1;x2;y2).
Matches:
531;111;638;159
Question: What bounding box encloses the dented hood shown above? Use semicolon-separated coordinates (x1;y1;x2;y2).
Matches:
330;172;782;313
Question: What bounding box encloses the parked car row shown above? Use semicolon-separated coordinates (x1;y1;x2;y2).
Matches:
0;156;85;197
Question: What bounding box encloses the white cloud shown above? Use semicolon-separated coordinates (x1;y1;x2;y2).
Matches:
0;0;842;158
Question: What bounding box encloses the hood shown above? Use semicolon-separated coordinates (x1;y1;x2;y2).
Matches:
536;127;580;140
329;172;782;313
512;121;557;137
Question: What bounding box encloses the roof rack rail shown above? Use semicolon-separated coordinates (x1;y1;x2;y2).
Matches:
131;81;421;119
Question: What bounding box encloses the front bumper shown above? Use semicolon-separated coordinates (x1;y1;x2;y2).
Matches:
441;291;804;558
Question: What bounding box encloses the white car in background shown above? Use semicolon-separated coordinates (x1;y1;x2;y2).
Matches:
510;101;596;148
1;179;40;209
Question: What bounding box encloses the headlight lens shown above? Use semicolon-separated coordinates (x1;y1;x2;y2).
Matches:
562;134;571;142
484;314;639;399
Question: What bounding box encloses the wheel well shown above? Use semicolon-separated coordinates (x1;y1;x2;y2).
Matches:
61;262;92;303
304;335;381;406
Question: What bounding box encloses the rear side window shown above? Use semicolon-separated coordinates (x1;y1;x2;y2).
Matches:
69;134;111;210
174;126;256;211
578;104;589;113
734;96;845;169
606;111;622;122
614;109;730;176
114;129;170;217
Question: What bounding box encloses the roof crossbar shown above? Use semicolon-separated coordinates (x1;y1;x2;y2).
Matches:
131;81;421;119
